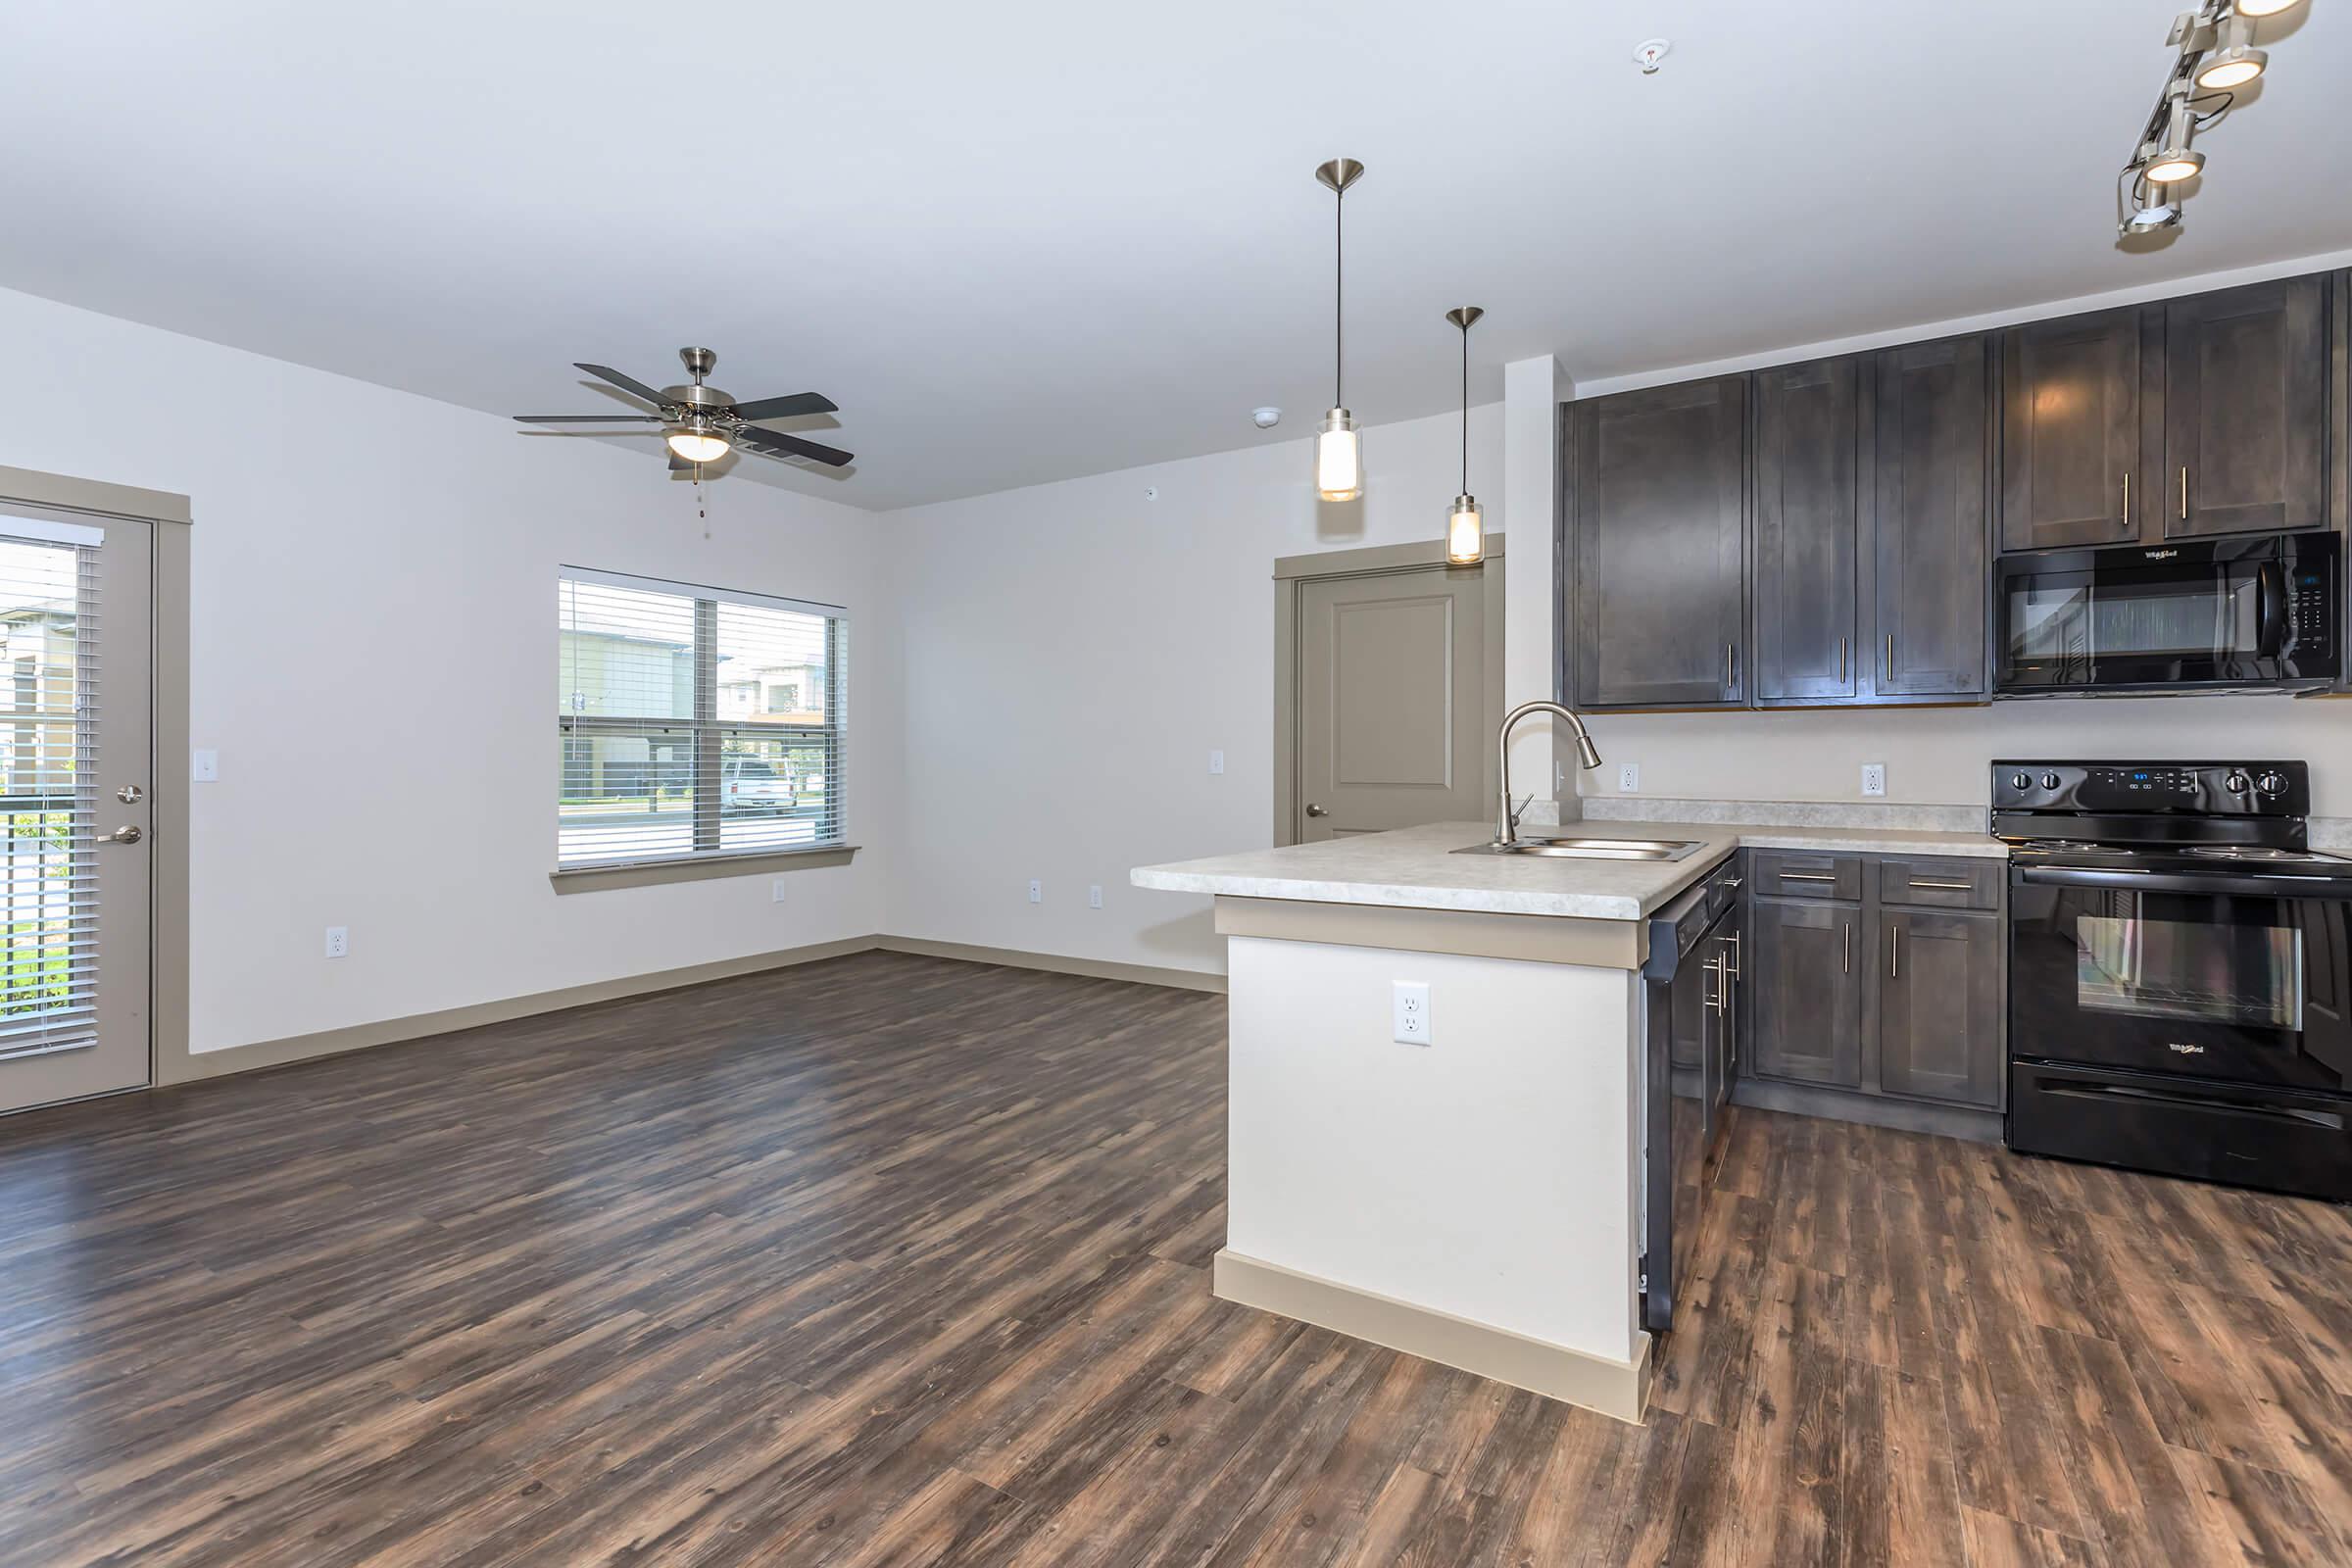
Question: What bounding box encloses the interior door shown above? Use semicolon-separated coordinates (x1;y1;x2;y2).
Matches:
0;507;150;1113
1295;564;1490;841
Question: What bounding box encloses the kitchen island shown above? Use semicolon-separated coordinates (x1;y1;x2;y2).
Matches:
1132;816;2003;1422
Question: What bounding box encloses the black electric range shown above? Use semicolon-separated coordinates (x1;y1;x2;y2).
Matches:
1995;760;2352;1202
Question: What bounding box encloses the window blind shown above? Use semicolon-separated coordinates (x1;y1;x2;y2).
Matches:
559;568;847;869
0;530;100;1059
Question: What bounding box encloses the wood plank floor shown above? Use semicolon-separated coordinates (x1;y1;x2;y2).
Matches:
3;951;2349;1566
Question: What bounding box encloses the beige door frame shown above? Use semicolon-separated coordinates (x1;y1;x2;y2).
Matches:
1271;535;1505;848
0;465;191;1098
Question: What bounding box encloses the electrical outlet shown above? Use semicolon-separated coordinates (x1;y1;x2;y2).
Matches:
1028;878;1043;905
1860;762;1887;798
1208;750;1225;775
191;748;219;782
1618;761;1642;794
1088;884;1103;909
1392;980;1431;1046
323;925;349;958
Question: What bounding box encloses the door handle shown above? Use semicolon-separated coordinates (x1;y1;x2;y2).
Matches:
1304;803;1330;818
101;825;143;845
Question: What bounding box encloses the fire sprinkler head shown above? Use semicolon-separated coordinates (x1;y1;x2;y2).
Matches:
1634;38;1671;74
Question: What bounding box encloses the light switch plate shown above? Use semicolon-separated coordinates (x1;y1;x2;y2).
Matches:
771;878;790;904
1618;761;1641;794
1392;980;1431;1046
1861;762;1887;798
1028;878;1043;905
1088;884;1103;909
1208;750;1225;775
191;748;220;782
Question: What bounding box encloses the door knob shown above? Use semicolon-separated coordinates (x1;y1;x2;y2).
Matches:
101;824;143;845
1304;803;1331;817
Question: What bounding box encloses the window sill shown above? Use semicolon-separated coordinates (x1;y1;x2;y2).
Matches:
549;844;859;894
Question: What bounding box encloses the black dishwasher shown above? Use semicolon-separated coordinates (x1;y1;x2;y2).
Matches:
1641;855;1743;1335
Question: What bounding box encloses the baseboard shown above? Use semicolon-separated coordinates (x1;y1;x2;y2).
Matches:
161;935;885;1086
161;934;1224;1087
875;936;1227;995
1732;1076;2004;1144
1211;1248;1649;1425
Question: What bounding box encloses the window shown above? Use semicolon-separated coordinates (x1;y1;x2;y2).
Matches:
558;568;846;870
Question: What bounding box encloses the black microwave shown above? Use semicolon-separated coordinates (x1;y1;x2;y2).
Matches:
1995;531;2339;696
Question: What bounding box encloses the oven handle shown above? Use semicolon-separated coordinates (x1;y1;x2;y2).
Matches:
2015;864;2352;899
2255;560;2288;660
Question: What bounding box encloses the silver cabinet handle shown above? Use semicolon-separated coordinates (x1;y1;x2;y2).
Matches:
1842;922;1851;973
1908;878;1974;891
1722;931;1740;978
1889;924;1901;979
101;825;143;845
2180;466;2189;521
1725;642;1735;695
1304;803;1330;817
2122;470;2132;529
1781;870;1838;883
1703;955;1724;1011
1885;633;1893;681
1838;637;1847;683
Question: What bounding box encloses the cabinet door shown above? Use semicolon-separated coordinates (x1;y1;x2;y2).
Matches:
1748;896;1863;1088
1874;336;1990;697
2001;307;2150;551
1878;909;2001;1106
1572;376;1747;708
2164;276;2328;539
1753;358;1864;703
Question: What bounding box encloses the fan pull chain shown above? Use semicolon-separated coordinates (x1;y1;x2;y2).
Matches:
694;465;710;538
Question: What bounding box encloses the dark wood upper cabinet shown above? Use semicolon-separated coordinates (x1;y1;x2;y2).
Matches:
1873;335;1991;698
1751;357;1865;704
2163;275;2329;539
2000;306;2152;553
1571;375;1747;709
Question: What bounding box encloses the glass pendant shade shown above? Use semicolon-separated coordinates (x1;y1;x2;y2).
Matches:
1446;495;1484;564
666;427;730;464
1316;409;1362;502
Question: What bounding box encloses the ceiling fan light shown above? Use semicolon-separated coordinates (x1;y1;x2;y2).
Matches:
1446;496;1485;565
1316;409;1363;502
2234;0;2301;15
665;426;730;464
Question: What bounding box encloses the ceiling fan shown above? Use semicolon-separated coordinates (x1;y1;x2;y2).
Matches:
514;347;852;471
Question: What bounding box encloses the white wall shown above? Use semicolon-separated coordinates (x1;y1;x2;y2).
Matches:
883;405;1502;976
0;284;898;1054
1584;698;2352;817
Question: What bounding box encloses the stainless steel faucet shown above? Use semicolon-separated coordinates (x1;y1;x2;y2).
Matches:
1493;701;1604;848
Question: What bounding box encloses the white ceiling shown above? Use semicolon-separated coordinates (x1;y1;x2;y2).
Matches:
2;1;2346;511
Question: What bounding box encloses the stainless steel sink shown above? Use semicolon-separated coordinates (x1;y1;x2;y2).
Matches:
1451;836;1706;862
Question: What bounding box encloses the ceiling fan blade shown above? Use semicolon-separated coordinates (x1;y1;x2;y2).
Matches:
573;363;671;407
734;427;854;468
514;414;662;423
729;391;839;422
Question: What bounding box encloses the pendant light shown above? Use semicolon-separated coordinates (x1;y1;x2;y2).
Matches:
1444;307;1485;565
1313;158;1365;502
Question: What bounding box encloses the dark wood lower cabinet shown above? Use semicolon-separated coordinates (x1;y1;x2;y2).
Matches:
1747;895;1863;1087
1743;854;2004;1127
1878;908;2002;1107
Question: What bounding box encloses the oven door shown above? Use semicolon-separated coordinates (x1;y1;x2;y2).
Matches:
1995;532;2337;693
2009;865;2352;1093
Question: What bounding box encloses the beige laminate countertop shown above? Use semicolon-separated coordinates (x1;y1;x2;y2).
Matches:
1131;818;2005;922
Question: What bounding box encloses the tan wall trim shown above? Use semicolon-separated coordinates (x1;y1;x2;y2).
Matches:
875;936;1226;994
1272;532;1505;580
1213;1248;1649;1425
0;464;194;525
1272;539;1506;848
156;934;1221;1087
152;514;193;1091
1214;894;1645;969
160;935;883;1085
549;844;859;893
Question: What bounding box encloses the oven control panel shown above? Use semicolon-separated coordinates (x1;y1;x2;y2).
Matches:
1992;760;2310;815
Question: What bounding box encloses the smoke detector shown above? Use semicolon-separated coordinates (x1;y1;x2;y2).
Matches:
1634;38;1671;74
1251;406;1283;429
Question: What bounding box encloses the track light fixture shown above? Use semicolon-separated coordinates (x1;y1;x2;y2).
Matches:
2116;1;2304;239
